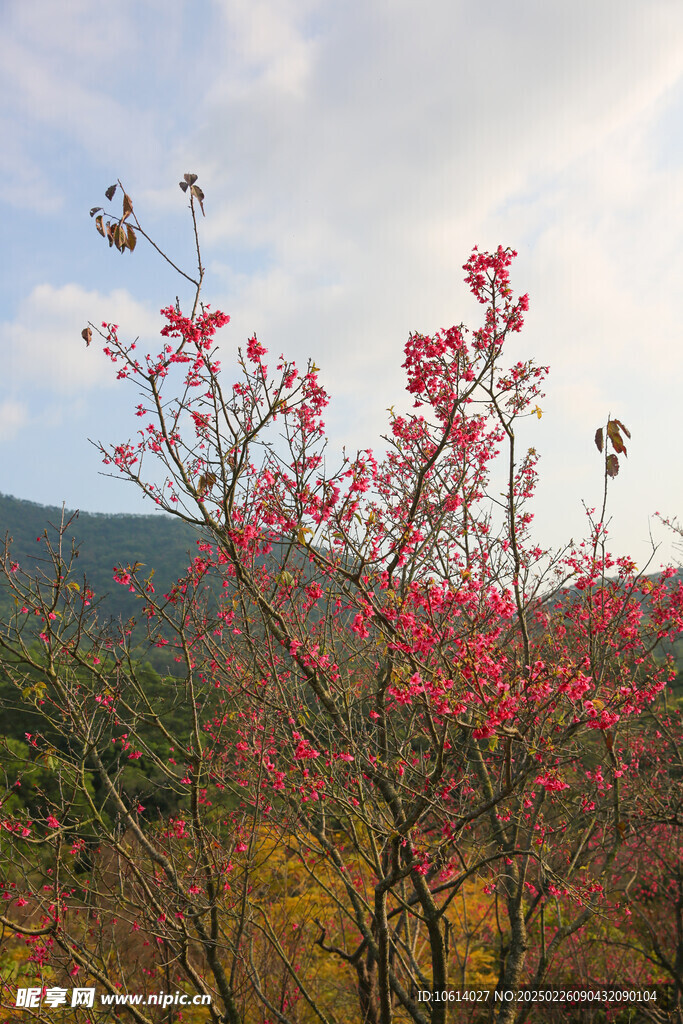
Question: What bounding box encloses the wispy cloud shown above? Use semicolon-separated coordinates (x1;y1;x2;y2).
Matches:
1;284;162;394
0;399;28;442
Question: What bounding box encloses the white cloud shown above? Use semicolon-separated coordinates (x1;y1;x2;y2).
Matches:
211;0;319;98
0;399;28;441
187;1;683;371
0;1;204;212
183;0;683;564
1;284;164;393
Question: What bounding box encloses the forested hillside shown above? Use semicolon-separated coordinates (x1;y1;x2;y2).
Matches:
2;491;681;689
0;492;200;618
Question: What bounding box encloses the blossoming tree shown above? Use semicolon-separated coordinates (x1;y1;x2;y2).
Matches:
1;176;681;1024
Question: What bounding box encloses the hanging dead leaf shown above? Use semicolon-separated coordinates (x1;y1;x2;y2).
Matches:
183;172;198;185
606;454;619;478
198;472;217;497
607;419;627;455
81;327;92;347
122;193;133;221
594;427;604;453
190;184;205;216
105;184;117;202
126;225;137;251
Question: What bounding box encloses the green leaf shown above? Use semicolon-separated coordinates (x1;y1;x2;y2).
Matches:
23;682;47;701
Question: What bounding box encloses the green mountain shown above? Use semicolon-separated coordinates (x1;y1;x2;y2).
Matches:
1;492;681;687
0;492;202;632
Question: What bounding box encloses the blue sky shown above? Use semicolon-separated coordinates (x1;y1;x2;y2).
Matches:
1;0;682;567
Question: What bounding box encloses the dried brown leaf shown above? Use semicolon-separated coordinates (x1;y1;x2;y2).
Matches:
607;419;627;456
190;184;205;216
